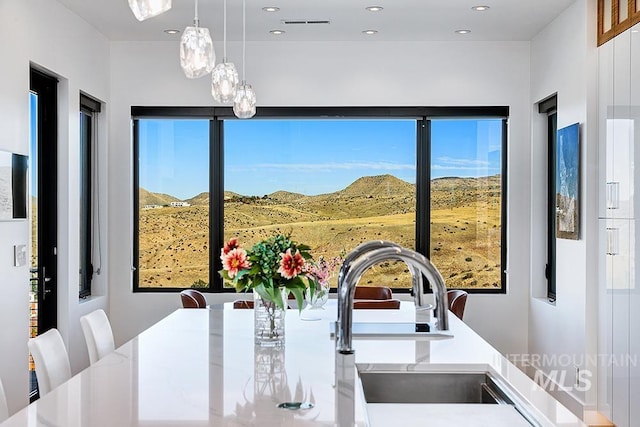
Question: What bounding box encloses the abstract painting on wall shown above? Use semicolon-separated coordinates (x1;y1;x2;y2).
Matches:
556;123;580;240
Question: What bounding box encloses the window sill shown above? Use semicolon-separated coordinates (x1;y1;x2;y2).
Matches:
532;296;556;307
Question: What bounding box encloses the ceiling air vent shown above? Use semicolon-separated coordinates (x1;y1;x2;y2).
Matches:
281;19;331;25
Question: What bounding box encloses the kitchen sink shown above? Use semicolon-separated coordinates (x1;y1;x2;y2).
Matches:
359;371;513;405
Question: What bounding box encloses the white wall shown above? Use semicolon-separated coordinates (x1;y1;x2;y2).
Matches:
109;40;532;356
529;0;599;414
0;0;110;414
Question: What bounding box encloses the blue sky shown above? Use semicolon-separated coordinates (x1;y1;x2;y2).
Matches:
138;118;502;200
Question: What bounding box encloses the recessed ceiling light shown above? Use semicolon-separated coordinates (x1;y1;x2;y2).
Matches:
471;6;490;11
269;29;285;35
366;6;384;12
164;29;180;34
455;29;471;34
362;30;378;35
262;6;280;12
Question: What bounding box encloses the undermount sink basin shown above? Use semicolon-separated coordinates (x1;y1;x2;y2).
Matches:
359;371;512;405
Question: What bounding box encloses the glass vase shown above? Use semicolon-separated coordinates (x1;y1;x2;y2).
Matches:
254;288;287;347
305;283;329;309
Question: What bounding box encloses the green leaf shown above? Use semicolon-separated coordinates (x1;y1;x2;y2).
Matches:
307;279;317;298
289;287;305;313
287;276;307;289
273;287;286;310
235;269;249;280
254;283;270;301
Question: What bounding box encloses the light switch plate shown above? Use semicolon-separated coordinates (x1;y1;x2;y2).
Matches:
14;244;27;267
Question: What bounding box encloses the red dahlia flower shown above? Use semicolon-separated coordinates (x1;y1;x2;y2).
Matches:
221;248;250;278
278;248;305;279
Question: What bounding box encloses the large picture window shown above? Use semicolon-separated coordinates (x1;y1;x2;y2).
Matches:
133;107;507;293
224;119;417;289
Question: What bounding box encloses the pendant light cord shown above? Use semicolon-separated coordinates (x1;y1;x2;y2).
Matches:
242;0;246;81
223;0;227;59
194;0;199;27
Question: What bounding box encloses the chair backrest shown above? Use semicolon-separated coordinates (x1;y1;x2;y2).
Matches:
353;299;401;310
0;376;9;423
447;290;468;320
80;309;115;365
28;328;71;397
354;286;393;300
180;289;207;308
233;300;254;309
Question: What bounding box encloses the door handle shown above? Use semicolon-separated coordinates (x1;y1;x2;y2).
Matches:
606;182;619;210
43;266;52;300
606;227;619;255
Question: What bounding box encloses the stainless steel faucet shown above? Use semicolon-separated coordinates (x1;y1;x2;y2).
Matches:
335;241;450;354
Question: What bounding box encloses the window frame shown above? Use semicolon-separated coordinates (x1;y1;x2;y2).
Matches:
79;93;101;298
538;95;558;302
132;106;508;294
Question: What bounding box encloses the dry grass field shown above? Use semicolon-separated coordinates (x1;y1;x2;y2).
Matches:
138;174;502;289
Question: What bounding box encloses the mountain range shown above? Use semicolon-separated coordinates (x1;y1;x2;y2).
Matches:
140;174;500;208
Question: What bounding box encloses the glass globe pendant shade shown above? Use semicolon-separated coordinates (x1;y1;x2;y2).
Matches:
180;26;216;79
233;82;257;119
211;61;239;103
128;0;171;21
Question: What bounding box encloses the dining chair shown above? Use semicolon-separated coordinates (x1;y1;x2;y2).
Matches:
447;289;468;320
80;309;115;364
353;299;401;309
354;286;393;300
28;328;71;397
180;289;207;308
0;376;9;423
233;300;254;309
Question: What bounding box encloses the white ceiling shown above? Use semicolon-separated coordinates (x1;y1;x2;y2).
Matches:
56;0;576;42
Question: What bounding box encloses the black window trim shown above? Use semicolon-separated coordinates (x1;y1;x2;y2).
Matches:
132;106;509;294
538;95;558;302
79;93;101;298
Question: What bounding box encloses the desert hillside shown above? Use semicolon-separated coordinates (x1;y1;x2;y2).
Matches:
139;188;179;206
138;174;501;290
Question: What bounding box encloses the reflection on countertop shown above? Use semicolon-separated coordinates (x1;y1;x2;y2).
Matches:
1;301;585;426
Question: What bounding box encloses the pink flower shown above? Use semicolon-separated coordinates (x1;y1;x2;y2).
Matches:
221;248;250;278
278;248;305;279
223;238;240;255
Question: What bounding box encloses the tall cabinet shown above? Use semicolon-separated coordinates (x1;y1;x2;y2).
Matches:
597;23;640;427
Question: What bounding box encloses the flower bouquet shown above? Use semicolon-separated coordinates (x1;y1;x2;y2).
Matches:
302;255;342;309
219;234;320;346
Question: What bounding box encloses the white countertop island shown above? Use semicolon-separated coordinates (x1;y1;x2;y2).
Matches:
2;301;586;426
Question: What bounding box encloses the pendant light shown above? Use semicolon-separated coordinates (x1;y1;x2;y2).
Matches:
180;0;216;79
211;0;239;103
233;0;257;119
128;0;171;21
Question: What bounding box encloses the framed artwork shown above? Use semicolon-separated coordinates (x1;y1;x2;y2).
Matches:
556;123;580;240
0;150;28;220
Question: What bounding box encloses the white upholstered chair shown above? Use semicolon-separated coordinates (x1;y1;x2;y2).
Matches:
0;377;9;423
80;309;115;365
28;328;71;397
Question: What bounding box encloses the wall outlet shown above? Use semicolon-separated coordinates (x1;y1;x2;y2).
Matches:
14;244;27;267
